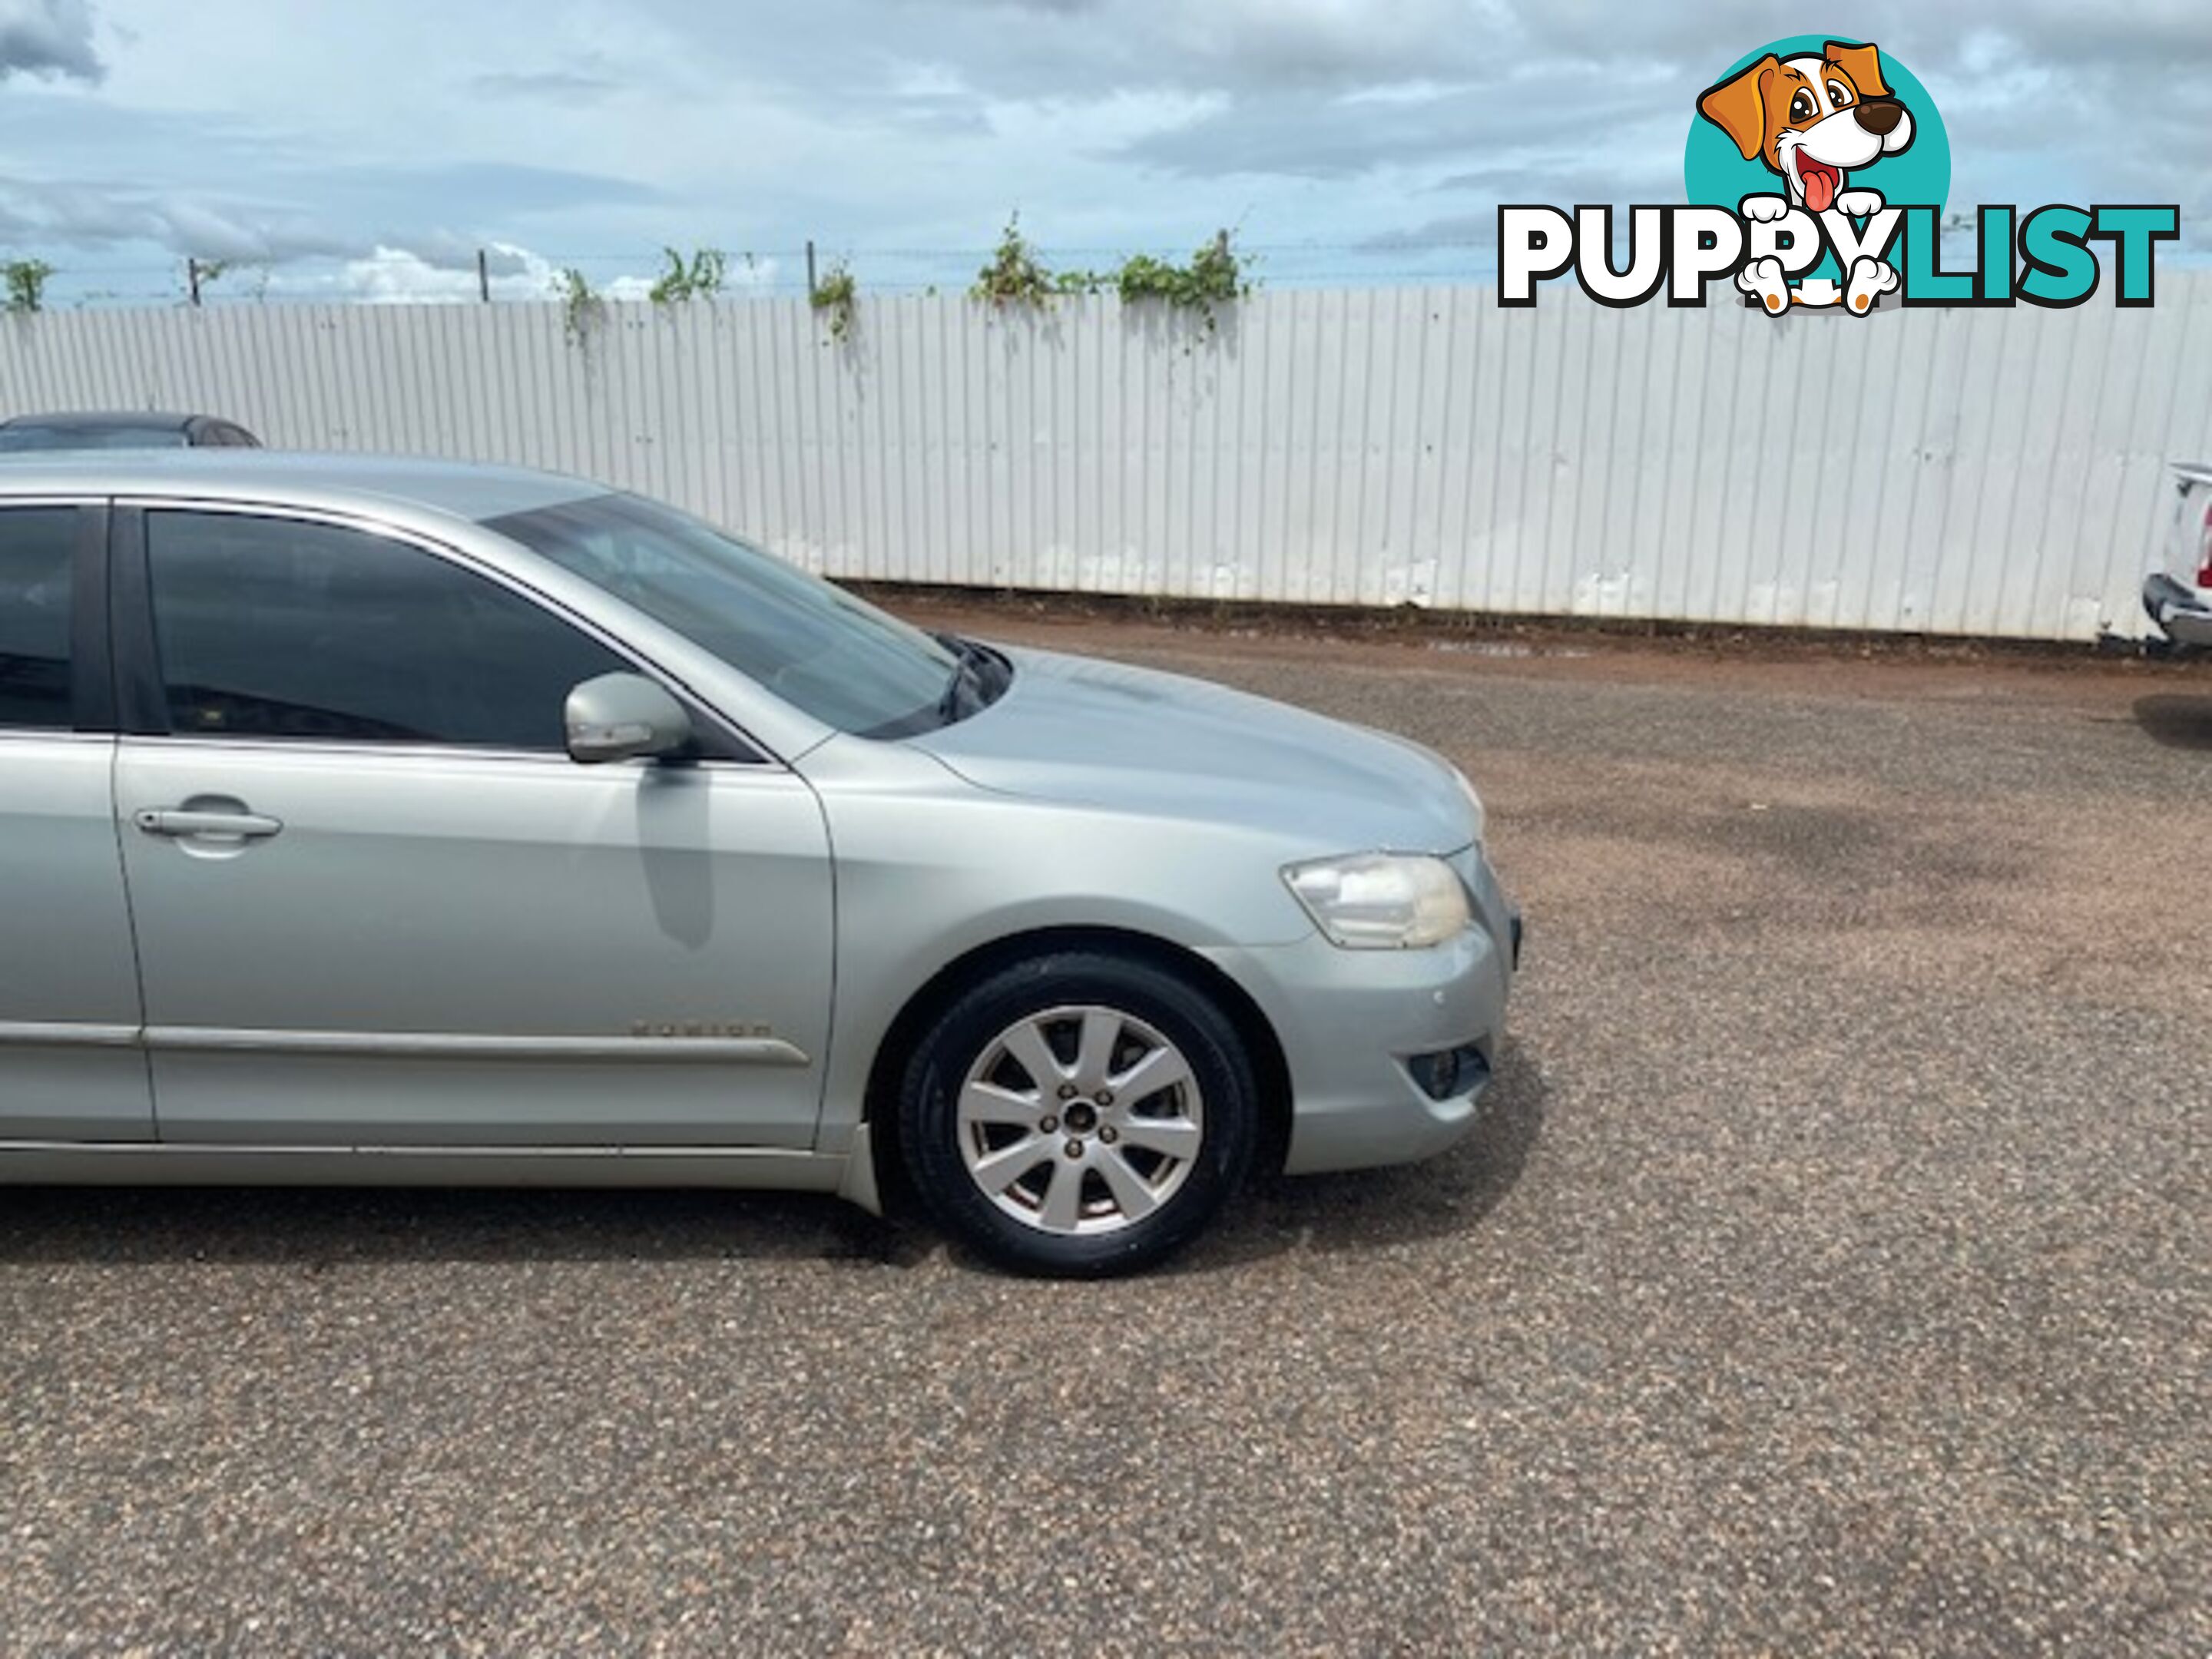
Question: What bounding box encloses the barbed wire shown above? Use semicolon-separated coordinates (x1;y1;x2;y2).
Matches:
15;237;1506;310
38;238;1502;280
28;208;2197;290
47;281;1500;310
26;212;2204;308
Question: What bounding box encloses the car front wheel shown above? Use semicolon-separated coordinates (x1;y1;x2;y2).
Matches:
898;950;1258;1277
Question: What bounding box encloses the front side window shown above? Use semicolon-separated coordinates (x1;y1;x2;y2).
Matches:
0;506;77;730
145;511;629;750
486;492;988;738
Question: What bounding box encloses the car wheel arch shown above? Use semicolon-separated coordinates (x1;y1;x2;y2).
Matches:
859;924;1293;1214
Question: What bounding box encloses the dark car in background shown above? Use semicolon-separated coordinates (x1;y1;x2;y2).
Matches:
0;412;261;452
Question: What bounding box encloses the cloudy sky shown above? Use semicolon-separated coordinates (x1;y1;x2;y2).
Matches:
0;0;2204;303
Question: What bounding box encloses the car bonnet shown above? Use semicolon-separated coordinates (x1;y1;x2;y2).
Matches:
903;644;1479;856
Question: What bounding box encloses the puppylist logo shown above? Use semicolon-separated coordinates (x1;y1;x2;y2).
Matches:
1498;35;2180;313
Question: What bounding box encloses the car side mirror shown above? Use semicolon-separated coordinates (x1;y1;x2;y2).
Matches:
564;672;694;763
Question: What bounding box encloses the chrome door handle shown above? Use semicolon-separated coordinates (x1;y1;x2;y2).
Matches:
134;807;284;840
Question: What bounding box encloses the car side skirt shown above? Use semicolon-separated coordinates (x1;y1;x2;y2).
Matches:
0;1140;875;1210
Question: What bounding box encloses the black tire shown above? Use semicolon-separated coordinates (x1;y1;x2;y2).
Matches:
897;949;1258;1277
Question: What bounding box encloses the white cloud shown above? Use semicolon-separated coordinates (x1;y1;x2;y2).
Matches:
335;244;536;303
259;242;786;306
273;243;580;305
0;172;361;263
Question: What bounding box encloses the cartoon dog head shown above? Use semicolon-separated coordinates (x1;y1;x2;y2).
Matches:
1698;41;1914;214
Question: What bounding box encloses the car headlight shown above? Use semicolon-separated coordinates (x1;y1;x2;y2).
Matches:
1282;853;1472;949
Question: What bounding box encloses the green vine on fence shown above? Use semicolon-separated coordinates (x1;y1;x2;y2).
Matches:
1108;232;1253;324
2;257;53;314
969;216;1253;325
553;266;605;343
532;224;1249;351
649;246;727;304
811;257;857;341
969;214;1075;307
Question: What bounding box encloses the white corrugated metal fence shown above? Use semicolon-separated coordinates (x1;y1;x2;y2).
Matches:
4;279;2209;640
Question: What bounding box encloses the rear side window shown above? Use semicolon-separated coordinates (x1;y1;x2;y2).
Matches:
144;511;630;750
0;506;77;730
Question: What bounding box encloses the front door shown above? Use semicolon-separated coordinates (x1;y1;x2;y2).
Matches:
0;502;153;1141
111;505;833;1148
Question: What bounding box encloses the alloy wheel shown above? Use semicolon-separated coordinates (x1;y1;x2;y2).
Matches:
954;1003;1206;1236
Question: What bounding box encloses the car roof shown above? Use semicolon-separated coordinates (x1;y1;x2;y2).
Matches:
0;411;206;432
0;449;606;523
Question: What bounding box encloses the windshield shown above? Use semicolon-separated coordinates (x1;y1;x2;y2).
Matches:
0;425;190;452
486;492;988;737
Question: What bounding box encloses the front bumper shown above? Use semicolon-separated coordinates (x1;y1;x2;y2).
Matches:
2144;572;2212;648
1200;846;1518;1177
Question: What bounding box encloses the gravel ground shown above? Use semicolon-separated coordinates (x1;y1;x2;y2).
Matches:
3;614;2207;1656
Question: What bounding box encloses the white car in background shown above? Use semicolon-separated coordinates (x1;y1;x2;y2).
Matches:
2144;462;2212;651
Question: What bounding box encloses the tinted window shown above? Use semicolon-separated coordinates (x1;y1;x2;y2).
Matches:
0;506;76;729
146;512;628;750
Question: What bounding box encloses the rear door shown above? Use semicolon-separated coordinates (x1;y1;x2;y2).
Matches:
109;502;836;1149
0;499;154;1141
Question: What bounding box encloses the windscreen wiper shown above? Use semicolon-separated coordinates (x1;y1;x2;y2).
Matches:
935;634;986;720
934;634;1013;723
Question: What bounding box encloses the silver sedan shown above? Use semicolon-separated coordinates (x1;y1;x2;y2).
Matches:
0;452;1518;1274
